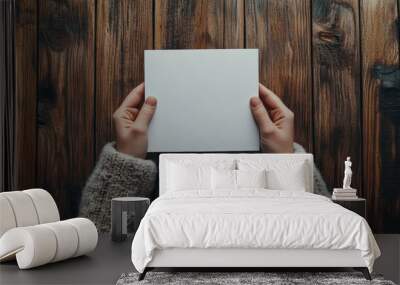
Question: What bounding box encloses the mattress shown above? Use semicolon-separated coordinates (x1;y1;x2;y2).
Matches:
131;190;380;273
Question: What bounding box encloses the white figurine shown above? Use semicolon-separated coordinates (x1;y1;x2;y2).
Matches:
343;157;353;189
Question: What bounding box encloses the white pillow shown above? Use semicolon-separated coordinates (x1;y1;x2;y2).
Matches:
211;169;267;190
265;165;307;191
211;169;237;190
236;169;267;188
167;163;212;191
238;159;308;191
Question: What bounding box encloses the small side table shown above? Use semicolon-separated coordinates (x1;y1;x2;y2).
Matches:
332;198;366;218
111;197;150;242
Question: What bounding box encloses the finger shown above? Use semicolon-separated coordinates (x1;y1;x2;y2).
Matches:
135;96;157;127
124;107;139;121
120;83;145;109
250;97;275;134
114;108;139;130
259;84;288;111
113;107;139;121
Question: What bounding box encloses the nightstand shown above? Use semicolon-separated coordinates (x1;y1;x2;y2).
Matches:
332;198;366;218
111;197;150;241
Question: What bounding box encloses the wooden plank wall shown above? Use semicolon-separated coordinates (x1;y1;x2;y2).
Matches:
246;0;313;152
96;0;153;157
1;0;16;192
10;0;400;232
37;0;95;217
312;0;362;196
15;0;37;190
360;0;399;233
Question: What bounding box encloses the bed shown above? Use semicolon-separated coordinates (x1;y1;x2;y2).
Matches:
131;153;380;280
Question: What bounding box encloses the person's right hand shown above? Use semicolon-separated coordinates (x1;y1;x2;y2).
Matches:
250;84;294;153
113;83;157;159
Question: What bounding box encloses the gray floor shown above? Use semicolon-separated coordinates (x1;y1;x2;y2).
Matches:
0;234;134;285
374;234;400;284
0;234;399;285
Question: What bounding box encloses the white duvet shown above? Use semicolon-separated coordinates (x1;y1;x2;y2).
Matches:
131;190;380;272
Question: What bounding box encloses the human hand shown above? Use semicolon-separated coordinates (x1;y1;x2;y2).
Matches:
113;83;157;159
250;84;294;153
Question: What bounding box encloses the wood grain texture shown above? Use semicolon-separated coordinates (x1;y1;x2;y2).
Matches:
312;0;361;193
245;0;313;151
360;0;399;233
0;0;16;191
9;0;400;232
155;0;243;49
15;0;37;190
0;1;5;191
95;0;153;156
37;0;95;218
223;0;244;48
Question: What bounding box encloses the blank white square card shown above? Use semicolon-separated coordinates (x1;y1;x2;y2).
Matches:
145;49;259;152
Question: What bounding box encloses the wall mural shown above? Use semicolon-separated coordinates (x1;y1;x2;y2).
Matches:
3;0;399;233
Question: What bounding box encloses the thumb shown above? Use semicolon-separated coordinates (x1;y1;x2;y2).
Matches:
135;96;157;127
250;97;275;134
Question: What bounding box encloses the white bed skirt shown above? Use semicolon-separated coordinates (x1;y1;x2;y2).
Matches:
148;248;366;268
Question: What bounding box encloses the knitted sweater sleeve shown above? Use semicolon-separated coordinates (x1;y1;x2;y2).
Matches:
79;143;157;232
293;143;330;197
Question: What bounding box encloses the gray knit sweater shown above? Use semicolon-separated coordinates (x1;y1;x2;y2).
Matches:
79;142;329;232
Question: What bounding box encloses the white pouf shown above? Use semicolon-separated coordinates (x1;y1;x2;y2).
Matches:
0;189;60;236
0;218;98;269
0;191;39;227
65;218;98;257
0;225;57;268
23;189;60;224
0;195;17;237
42;221;79;262
0;189;98;269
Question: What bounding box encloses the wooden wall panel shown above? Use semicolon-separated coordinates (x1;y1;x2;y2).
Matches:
312;0;361;193
37;0;95;218
0;0;16;191
223;0;244;48
0;1;6;191
95;0;153;156
151;0;243;188
15;0;37;190
245;0;313;152
9;0;400;232
360;0;399;233
155;0;243;49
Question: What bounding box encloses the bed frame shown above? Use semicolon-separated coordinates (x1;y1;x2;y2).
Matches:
139;154;371;280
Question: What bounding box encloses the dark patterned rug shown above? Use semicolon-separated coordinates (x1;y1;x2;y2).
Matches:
116;271;396;285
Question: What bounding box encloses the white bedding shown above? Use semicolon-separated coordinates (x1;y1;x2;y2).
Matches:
131;190;380;273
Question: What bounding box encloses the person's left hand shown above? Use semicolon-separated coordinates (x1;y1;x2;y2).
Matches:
250;84;294;153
